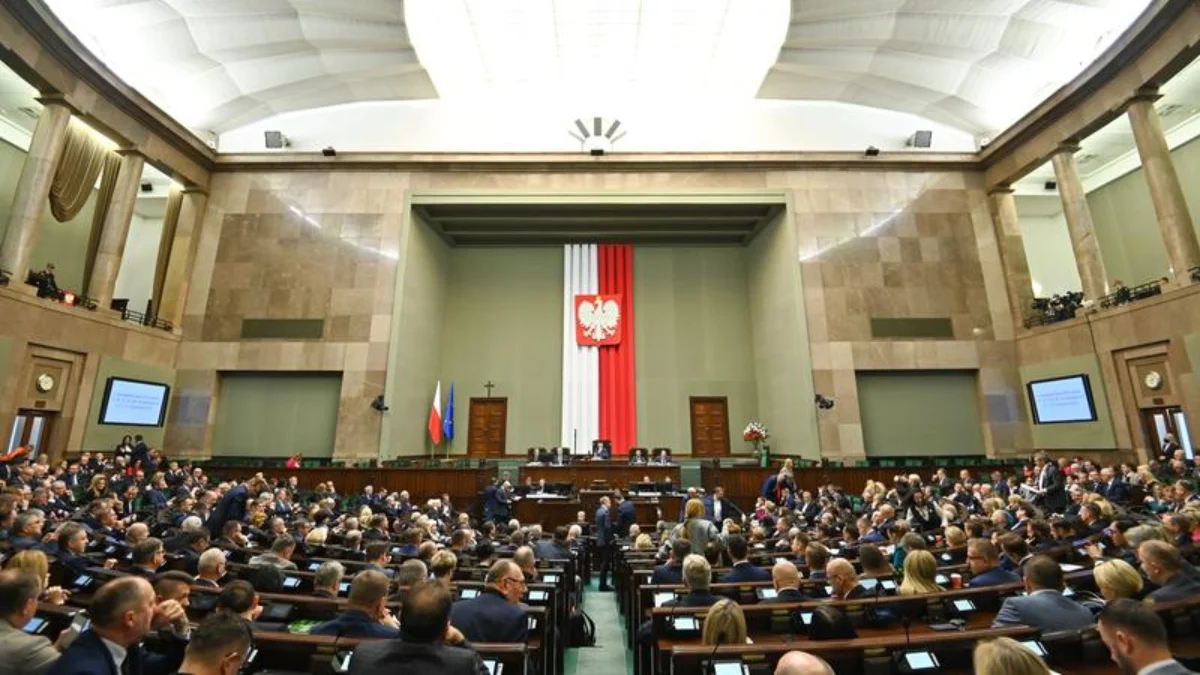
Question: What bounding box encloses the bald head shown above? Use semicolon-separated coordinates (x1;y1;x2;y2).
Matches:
775;650;835;675
772;561;800;591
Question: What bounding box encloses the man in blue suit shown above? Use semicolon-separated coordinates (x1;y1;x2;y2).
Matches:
48;576;186;675
651;540;691;585
595;496;615;591
311;570;401;638
1095;468;1129;504
449;560;529;643
615;492;637;539
966;539;1022;588
205;476;268;540
720;535;770;583
702;486;743;524
992;556;1095;632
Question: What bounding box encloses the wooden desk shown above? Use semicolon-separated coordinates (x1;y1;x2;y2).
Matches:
513;496;681;528
201;465;496;513
522;462;681;490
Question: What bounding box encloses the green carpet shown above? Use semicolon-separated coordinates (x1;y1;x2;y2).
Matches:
566;579;631;675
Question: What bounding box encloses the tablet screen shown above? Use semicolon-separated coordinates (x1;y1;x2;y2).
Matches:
672;616;698;631
22;617;45;634
713;662;744;675
799;612;814;625
528;590;548;602
904;652;937;670
461;589;480;599
758;588;778;599
282;577;300;589
953;599;975;612
483;660;500;675
654;592;675;607
1020;640;1048;656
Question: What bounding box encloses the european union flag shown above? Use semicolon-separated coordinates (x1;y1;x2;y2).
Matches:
443;383;455;443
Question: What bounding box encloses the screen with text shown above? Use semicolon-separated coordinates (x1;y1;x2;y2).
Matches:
1028;375;1096;424
99;378;169;426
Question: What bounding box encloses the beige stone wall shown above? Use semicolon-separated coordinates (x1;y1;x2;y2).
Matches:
172;167;1034;461
0;287;179;460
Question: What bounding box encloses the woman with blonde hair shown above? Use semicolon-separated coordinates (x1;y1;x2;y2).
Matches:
898;550;943;596
1093;559;1143;602
86;474;111;501
306;526;329;546
633;533;654;551
702;599;747;646
973;636;1050;675
5;550;68;604
676;498;720;553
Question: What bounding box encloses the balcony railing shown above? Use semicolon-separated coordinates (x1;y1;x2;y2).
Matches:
1097;279;1163;309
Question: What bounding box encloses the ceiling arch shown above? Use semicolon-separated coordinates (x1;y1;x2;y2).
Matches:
757;0;1153;136
42;0;437;133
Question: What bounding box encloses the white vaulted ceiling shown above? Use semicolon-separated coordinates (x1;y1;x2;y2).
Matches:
759;0;1152;136
41;0;1154;147
42;0;436;133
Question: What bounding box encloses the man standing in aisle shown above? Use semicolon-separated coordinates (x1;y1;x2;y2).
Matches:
595;496;614;591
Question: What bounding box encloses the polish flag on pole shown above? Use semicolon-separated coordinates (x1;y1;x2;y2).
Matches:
427;381;443;445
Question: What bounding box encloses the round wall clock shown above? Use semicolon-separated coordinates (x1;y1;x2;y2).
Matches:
1143;370;1163;390
35;373;55;393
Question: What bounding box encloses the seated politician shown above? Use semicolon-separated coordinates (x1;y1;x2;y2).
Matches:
720;535;770;583
992;556;1095;632
312;570;400;638
348;582;486;675
47;577;186;675
652;539;691;586
449;560;529;643
966;539;1021;588
761;561;806;604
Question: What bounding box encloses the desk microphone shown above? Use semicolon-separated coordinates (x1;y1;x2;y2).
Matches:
902;616;912;650
706;631;724;675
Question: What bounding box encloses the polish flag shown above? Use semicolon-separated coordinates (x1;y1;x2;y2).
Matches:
427;381;443;445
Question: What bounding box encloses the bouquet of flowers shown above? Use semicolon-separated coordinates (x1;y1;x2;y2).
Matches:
743;422;769;442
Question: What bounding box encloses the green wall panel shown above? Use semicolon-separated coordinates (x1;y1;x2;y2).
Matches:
1018;354;1117;450
858;370;985;457
82;356;177;451
634;246;757;455
212;372;341;458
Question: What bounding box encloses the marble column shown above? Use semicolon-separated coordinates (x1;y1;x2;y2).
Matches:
158;187;208;328
87;149;144;309
1051;145;1108;300
0;97;72;283
1127;87;1200;282
987;187;1036;325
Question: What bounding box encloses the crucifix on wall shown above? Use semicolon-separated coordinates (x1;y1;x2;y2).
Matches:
484;380;496;397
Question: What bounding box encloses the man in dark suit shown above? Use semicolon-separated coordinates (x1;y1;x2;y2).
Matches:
720;535;770;583
702;486;743;524
662;555;722;608
651;540;691;585
1095;468;1129;504
0;569;61;675
1139;540;1200;603
48;576;186;675
1097;599;1196;675
311;570;401;638
595;496;615;591
1032;453;1068;514
966;539;1022;588
205;477;268;540
533;526;572;561
1079;502;1110;535
760;561;807;604
175;612;255;675
615;492;636;539
449;560;529;643
992;556;1095;632
826;559;870;601
350;582;488;675
10;511;46;552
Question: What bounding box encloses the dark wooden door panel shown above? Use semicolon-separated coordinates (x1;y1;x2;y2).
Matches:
468;398;507;457
689;397;730;457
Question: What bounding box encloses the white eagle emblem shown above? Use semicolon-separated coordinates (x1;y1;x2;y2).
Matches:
577;296;620;342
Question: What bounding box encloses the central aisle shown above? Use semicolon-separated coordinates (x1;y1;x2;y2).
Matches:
567;580;631;675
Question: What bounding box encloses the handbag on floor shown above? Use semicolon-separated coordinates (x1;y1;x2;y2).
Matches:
567;608;597;647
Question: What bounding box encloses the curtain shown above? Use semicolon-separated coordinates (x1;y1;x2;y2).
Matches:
150;188;183;316
48;122;110;222
81;153;122;297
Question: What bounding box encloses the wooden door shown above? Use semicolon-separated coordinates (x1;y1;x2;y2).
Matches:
689;396;730;457
467;398;507;457
5;410;54;459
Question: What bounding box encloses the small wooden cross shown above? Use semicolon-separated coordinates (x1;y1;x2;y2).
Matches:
484;381;496;397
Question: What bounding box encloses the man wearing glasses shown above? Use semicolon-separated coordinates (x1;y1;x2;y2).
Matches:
966;539;1021;588
449;560;530;643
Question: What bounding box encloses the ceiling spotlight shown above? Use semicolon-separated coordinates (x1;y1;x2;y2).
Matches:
322;146;337;157
865;146;880;157
1044;180;1057;191
569;116;625;156
906;130;933;148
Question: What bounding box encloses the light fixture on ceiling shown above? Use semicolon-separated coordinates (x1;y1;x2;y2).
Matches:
569;117;625;156
322;146;337;157
264;131;289;149
139;181;153;193
864;146;880;157
1044;180;1058;191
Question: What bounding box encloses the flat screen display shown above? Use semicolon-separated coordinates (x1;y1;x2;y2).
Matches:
98;377;170;426
1027;374;1097;424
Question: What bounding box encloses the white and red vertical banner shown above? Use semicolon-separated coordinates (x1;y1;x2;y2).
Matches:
561;244;637;456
